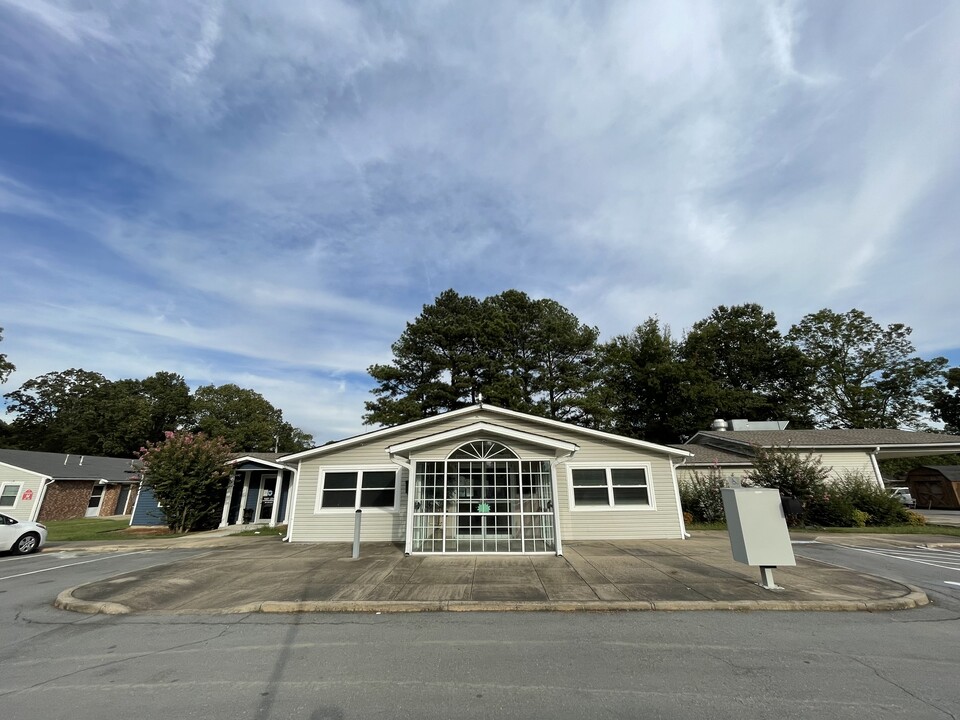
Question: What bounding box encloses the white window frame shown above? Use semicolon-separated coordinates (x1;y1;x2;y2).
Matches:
566;463;655;511
315;466;400;513
0;482;22;509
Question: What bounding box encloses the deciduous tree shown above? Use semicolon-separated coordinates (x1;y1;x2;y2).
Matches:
679;304;813;426
191;383;312;452
787;309;947;429
0;327;14;384
930;367;960;432
597;317;715;443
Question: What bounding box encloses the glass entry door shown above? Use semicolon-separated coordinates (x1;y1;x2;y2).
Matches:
411;440;556;553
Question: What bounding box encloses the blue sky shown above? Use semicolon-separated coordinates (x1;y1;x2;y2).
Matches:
1;1;958;443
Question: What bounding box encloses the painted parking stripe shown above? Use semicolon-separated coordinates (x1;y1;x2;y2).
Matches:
0;551;146;581
946;581;960;587
847;546;960;573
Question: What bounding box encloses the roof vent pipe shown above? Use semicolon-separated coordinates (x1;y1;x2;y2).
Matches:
710;419;729;432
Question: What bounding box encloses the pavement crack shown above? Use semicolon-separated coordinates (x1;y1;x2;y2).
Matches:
849;656;957;720
0;619;241;699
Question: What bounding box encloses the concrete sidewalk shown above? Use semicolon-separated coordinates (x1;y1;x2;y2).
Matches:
55;533;928;614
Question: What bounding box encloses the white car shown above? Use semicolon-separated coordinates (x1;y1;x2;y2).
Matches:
0;512;48;555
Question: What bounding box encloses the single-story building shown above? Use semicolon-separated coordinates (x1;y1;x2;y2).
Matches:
674;423;960;489
0;448;139;522
905;466;960;510
278;404;692;555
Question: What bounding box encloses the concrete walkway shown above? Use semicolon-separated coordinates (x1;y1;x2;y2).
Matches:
54;533;929;614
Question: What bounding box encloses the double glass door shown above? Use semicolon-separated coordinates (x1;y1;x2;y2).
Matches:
410;441;556;553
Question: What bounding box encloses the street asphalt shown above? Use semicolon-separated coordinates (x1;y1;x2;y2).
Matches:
46;529;948;614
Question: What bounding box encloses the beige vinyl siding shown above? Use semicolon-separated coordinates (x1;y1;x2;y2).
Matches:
816;450;877;482
289;408;684;543
0;464;45;521
675;465;751;485
674;451;878;487
555;442;683;541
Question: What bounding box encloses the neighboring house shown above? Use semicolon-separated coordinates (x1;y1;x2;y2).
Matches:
0;448;139;523
905;466;960;510
278;404;692;555
674;424;960;489
136;453;296;529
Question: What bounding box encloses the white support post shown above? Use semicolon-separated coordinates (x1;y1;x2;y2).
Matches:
219;477;235;528
237;472;251;524
268;475;281;528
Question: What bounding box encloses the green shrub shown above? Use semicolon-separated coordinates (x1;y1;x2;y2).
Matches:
746;446;831;524
806;492;860;527
679;466;726;523
833;471;909;526
805;471;911;527
906;510;927;526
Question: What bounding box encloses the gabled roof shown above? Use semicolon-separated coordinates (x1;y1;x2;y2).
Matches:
0;448;138;482
669;444;753;466
228;453;296;471
688;429;960;459
908;466;960;481
385;421;579;455
281;404;691;462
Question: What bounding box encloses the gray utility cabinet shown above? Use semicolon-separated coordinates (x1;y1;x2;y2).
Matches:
721;488;796;567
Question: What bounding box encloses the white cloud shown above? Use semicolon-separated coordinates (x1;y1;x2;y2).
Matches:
1;0;959;441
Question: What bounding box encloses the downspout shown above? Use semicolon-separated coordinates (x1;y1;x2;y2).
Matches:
387;452;415;555
549;448;578;557
869;447;884;490
282;462;301;542
29;477;55;523
669;457;690;539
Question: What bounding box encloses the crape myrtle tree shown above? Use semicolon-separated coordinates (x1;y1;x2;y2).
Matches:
787;309;947;429
136;431;235;533
364;289;600;426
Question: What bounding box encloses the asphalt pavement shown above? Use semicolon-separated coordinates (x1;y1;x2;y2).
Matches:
48;531;939;614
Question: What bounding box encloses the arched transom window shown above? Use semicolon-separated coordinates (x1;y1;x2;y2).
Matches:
447;440;518;461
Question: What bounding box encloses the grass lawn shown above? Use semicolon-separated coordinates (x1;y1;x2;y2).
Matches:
44;517;179;542
236;524;287;537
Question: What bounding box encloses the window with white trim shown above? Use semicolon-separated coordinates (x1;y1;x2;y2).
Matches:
570;466;651;508
319;469;398;510
0;483;21;508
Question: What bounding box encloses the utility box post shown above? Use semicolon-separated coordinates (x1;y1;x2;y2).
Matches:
352;509;362;559
721;487;796;590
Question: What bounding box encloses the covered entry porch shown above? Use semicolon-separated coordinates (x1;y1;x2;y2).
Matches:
386;422;578;555
219;455;295;528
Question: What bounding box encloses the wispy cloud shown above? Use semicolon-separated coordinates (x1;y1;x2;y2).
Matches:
1;0;958;440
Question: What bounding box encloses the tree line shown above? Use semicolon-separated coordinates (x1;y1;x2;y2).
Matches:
0;342;313;457
364;290;960;443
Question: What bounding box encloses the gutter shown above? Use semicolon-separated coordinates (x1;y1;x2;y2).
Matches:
29;476;56;523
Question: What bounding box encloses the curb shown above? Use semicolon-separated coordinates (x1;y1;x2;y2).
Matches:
54;586;131;615
54;587;929;615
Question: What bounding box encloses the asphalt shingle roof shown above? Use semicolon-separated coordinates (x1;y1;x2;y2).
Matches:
668;444;753;465
0;448;138;482
692;429;960;448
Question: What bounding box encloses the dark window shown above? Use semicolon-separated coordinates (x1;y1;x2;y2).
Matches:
320;470;397;510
